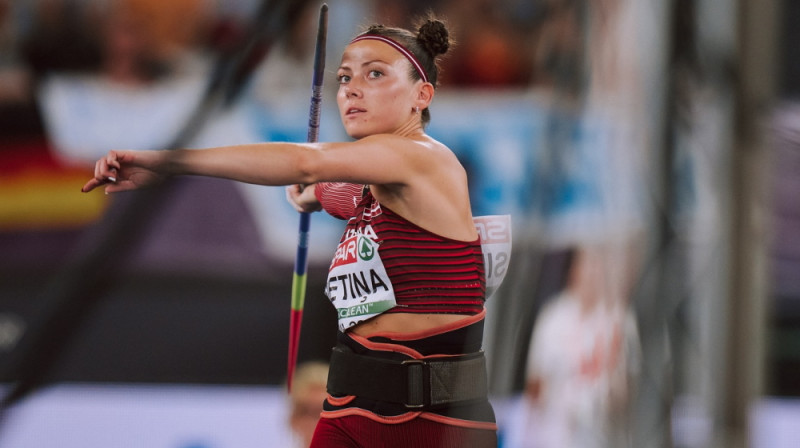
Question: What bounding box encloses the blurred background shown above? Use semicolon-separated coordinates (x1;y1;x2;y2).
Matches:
0;0;795;447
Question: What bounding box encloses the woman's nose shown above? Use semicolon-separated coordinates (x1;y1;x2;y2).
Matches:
344;85;361;98
342;78;363;98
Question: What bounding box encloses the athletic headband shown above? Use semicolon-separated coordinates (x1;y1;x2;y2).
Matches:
350;34;429;83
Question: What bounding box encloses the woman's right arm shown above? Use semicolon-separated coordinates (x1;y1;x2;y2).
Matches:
82;134;429;194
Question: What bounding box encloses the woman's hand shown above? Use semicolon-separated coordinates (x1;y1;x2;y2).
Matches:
81;150;167;194
286;184;322;213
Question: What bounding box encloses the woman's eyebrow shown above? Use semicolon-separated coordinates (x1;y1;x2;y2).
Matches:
361;59;388;66
338;59;390;71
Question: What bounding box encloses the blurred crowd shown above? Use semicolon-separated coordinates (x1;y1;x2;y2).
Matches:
1;0;650;179
0;0;594;152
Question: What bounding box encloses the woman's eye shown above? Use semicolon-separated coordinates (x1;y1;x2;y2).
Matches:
368;70;383;79
337;74;350;84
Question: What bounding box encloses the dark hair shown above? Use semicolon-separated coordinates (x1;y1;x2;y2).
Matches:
357;16;453;126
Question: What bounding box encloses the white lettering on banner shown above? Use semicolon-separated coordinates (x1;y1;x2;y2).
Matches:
474;216;511;244
474;215;512;299
483;251;510;281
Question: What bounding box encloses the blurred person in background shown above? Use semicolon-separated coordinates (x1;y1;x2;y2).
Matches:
522;246;640;448
288;361;330;448
508;1;645;446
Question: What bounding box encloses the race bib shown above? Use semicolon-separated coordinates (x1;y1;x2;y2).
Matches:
474;215;512;299
325;233;396;331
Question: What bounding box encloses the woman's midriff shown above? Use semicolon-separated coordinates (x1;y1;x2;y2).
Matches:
349;313;475;338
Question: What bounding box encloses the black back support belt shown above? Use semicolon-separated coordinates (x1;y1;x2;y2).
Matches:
327;345;489;410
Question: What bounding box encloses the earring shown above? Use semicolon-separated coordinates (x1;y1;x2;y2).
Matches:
414;106;420;114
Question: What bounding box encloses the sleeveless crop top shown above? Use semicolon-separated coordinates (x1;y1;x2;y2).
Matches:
316;182;486;315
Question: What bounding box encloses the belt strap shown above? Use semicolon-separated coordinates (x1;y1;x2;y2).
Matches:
327;346;489;409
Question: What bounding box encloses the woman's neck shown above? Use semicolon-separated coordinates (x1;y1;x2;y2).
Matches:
392;118;425;139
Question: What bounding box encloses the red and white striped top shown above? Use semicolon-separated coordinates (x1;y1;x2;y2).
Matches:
316;182;486;314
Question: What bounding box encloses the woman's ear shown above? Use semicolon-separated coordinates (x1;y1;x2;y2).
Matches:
416;82;435;109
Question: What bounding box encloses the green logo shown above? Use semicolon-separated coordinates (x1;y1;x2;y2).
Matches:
358;236;375;261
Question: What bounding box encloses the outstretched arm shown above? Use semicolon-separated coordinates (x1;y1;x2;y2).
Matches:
81;135;426;195
81;142;323;194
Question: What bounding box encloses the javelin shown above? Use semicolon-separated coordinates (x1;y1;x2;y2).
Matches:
287;3;327;392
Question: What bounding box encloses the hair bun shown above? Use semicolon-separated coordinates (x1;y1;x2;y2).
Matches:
416;19;450;57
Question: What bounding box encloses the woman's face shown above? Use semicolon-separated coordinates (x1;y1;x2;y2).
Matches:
336;39;421;139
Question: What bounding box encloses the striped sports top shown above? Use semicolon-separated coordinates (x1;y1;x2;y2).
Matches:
316;182;486;315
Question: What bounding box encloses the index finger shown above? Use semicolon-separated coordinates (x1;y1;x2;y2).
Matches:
81;176;115;193
81;178;103;193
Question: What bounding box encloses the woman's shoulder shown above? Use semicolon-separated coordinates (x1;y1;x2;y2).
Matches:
358;132;446;150
353;133;457;170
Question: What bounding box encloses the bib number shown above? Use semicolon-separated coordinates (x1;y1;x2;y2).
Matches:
326;234;396;331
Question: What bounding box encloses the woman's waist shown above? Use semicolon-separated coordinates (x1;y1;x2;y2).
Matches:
327;314;493;420
349;311;476;337
343;310;486;358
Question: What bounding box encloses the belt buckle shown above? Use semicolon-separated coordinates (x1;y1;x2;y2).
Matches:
402;359;426;409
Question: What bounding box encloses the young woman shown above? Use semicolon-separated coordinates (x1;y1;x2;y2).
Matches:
83;17;498;448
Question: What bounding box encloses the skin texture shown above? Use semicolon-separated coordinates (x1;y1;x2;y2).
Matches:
82;39;476;336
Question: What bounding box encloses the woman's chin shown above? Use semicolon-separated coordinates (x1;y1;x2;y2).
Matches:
343;126;370;140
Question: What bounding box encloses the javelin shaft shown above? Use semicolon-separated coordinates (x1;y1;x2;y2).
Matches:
306;4;327;143
288;3;327;392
